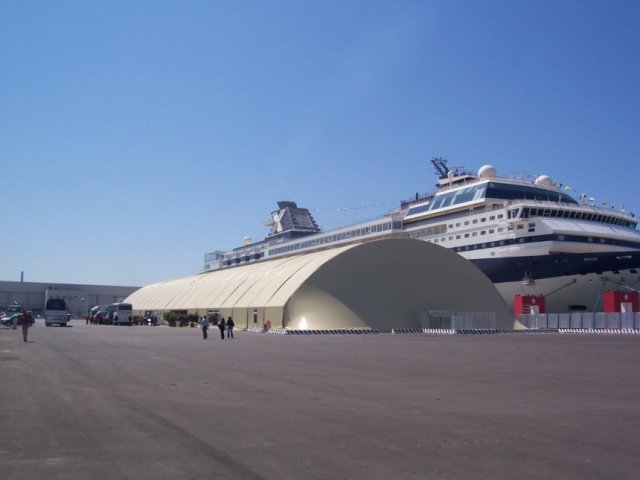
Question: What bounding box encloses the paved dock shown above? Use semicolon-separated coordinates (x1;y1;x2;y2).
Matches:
2;321;640;479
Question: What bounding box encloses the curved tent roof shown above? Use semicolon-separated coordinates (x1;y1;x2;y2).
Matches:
126;244;354;311
126;239;513;330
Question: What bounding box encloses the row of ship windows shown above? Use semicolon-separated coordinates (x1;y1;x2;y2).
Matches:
411;217;529;242
429;227;507;244
447;214;505;229
520;207;636;227
420;223;536;243
414;219;541;243
222;252;264;267
406;183;578;216
218;221;402;266
268;221;402;256
440;208;635;230
452;240;507;251
448;234;637;252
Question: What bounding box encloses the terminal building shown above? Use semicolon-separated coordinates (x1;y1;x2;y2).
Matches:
0;280;139;317
126;238;513;331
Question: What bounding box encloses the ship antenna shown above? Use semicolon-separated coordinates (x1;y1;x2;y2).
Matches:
430;156;450;179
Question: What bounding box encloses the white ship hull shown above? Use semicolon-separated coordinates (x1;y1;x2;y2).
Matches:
495;268;640;313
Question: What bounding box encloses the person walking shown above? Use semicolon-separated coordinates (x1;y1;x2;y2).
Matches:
218;317;226;340
21;309;31;343
201;316;209;339
226;316;234;339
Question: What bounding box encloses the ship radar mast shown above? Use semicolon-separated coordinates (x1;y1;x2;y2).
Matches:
430;156;450;179
430;156;475;188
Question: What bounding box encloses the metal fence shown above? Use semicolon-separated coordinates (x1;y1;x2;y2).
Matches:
518;312;640;330
422;311;498;330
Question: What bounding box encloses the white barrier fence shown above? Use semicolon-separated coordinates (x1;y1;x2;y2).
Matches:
241;312;640;335
518;312;640;330
421;311;499;330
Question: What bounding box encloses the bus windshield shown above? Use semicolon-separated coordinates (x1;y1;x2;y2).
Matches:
45;299;67;311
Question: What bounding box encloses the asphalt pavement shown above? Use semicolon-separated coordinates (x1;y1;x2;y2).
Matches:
1;320;640;480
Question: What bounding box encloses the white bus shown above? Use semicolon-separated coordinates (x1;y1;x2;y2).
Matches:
106;302;133;326
44;298;68;327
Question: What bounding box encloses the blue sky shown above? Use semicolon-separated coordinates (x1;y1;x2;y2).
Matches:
1;0;639;286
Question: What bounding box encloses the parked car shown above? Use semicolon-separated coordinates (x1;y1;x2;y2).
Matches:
1;312;35;328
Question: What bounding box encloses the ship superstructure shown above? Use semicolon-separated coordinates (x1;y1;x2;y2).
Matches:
401;158;640;312
204;201;404;271
204;158;640;312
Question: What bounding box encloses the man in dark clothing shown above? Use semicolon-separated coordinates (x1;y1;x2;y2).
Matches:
226;316;234;339
218;318;226;339
21;310;31;343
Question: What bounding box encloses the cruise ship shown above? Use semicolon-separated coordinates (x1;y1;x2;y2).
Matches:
204;158;640;313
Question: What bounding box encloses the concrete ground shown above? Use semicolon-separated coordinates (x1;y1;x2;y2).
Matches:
1;320;639;480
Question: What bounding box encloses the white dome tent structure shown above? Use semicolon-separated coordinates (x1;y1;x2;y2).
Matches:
125;238;513;331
